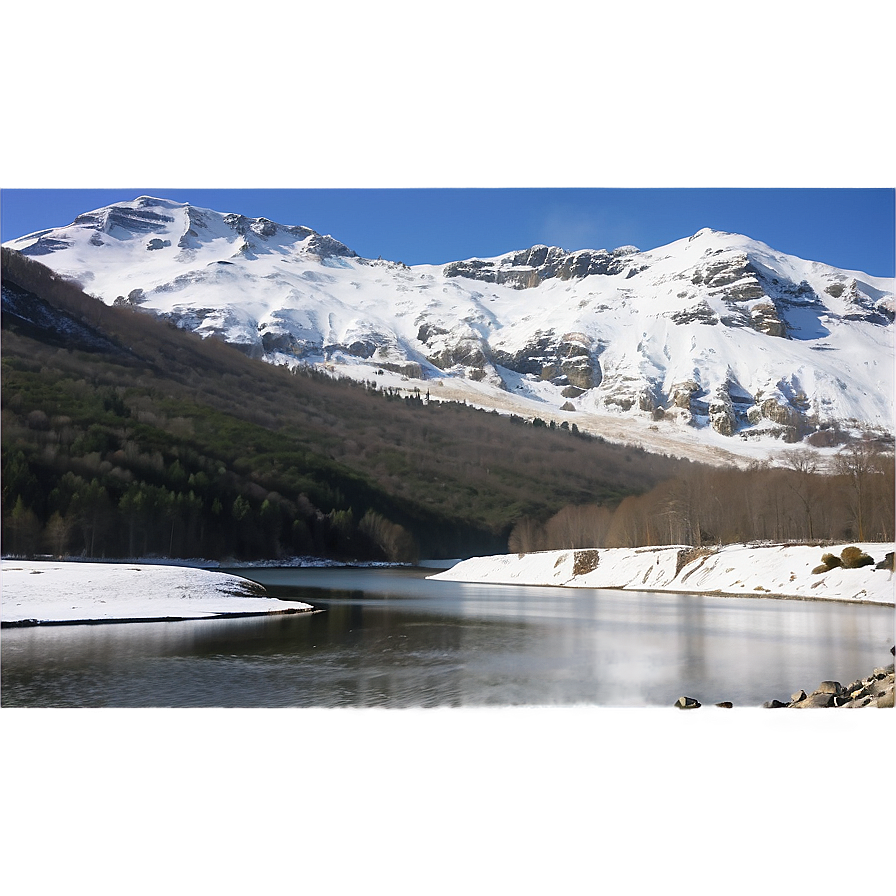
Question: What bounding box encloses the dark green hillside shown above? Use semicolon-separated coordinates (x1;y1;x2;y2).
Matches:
1;247;692;561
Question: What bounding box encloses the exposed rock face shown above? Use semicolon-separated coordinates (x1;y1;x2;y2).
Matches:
685;251;806;338
492;330;601;389
417;321;493;373
638;387;657;413
669;300;718;326
708;383;736;436
670;380;700;410
74;201;175;236
748;301;786;337
443;244;639;288
759;397;802;428
260;328;317;357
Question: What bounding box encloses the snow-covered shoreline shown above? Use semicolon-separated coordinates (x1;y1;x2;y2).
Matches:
430;542;896;606
0;560;313;626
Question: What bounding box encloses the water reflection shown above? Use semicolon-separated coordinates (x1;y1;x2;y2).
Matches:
2;567;892;708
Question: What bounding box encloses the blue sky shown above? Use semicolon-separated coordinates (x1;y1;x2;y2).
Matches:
2;9;893;280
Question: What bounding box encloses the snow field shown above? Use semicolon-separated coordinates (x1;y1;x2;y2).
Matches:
431;542;896;605
1;561;312;625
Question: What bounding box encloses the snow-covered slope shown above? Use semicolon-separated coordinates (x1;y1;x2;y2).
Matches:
6;196;893;459
431;543;896;605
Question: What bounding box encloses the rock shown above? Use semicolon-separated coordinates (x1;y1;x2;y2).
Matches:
715;701;733;708
675;696;701;709
748;301;787;337
746;405;763;425
790;689;807;703
792;692;835;708
760;397;802;428
877;690;894;708
820;552;842;570
817;681;842;695
875;552;894;571
840;546;874;569
670;380;700;410
763;699;788;708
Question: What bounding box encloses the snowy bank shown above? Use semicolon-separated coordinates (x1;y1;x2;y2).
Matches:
431;543;896;606
1;561;313;625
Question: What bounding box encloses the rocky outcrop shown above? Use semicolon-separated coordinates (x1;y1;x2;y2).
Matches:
492;331;601;390
686;252;797;338
222;213;356;260
443;244;639;288
748;301;786;337
669;300;718;326
669;380;700;411
708;383;736;436
418;321;493;373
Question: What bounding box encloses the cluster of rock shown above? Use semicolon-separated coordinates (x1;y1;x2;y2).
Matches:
763;664;895;708
675;648;896;709
811;545;884;575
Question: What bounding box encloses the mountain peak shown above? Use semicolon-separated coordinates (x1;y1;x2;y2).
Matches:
3;197;893;455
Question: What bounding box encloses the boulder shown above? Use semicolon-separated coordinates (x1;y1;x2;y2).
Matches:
817;681;842;695
790;689;807;704
792;692;835;708
675;696;701;709
840;546;874;569
714;701;733;709
763;699;788;708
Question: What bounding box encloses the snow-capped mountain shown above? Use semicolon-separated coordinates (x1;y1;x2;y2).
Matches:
5;196;894;457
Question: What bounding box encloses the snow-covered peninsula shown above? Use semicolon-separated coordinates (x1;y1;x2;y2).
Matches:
431;542;896;606
0;561;312;625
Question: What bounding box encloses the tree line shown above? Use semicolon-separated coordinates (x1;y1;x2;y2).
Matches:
509;441;894;551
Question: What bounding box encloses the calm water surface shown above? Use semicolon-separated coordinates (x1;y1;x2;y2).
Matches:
2;566;893;707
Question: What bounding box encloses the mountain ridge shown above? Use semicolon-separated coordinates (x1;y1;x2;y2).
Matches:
5;196;893;457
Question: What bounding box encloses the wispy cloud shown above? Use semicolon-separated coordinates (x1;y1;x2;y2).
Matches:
535;204;641;252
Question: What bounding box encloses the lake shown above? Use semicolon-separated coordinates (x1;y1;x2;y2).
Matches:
2;565;892;707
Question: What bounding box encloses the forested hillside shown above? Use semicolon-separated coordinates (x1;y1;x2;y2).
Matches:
2;248;693;561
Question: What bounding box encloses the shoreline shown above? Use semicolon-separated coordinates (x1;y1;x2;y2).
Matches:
0;560;315;626
431;542;896;607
